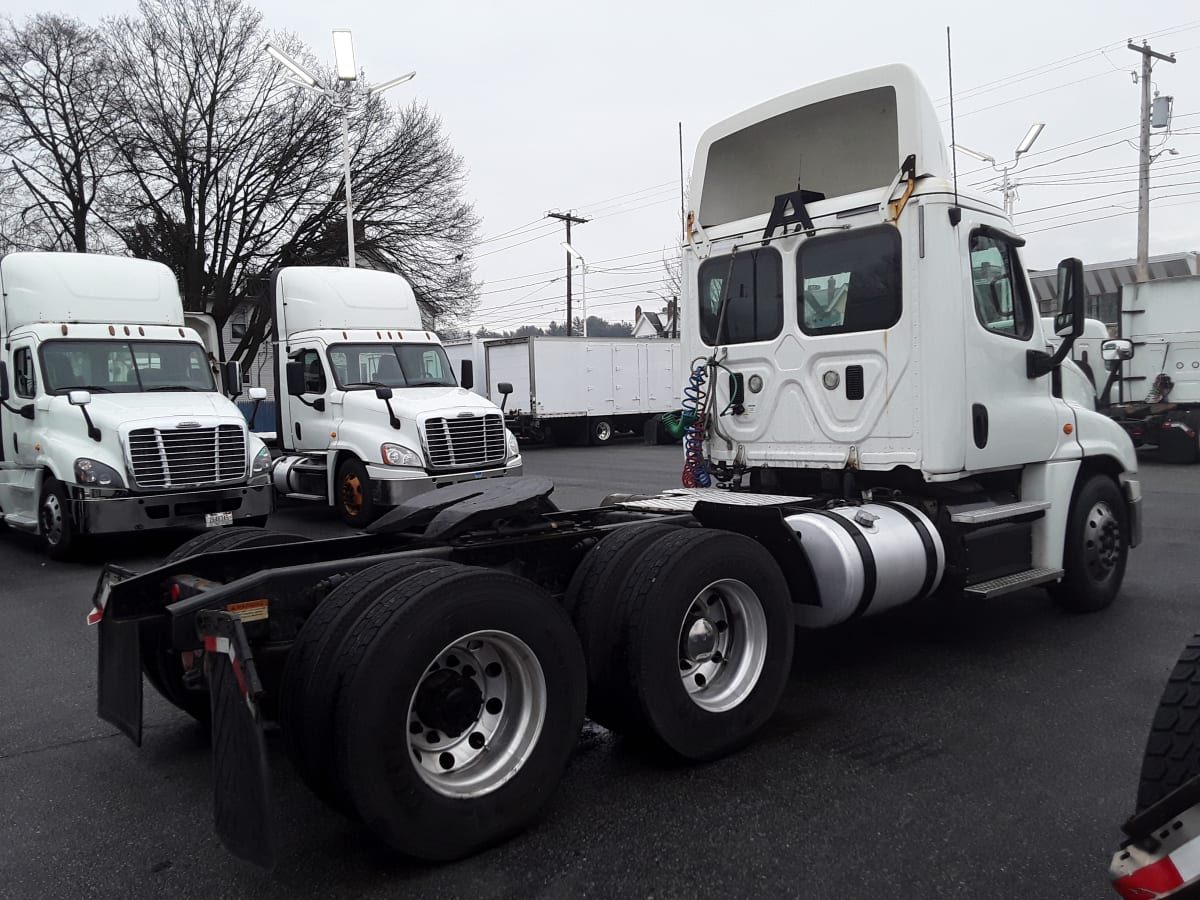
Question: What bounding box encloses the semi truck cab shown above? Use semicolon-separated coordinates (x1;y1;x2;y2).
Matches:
0;253;273;557
268;266;522;526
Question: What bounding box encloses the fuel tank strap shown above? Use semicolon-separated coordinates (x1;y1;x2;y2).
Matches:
805;509;877;619
875;501;940;599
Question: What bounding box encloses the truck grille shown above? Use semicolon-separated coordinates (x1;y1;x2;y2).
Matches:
127;425;247;489
423;414;507;470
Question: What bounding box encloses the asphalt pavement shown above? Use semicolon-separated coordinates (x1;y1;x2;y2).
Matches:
3;441;1199;899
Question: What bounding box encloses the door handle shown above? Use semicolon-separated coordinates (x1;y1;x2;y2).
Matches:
971;403;989;449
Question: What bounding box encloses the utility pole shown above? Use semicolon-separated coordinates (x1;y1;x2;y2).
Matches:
1128;40;1176;283
547;211;589;335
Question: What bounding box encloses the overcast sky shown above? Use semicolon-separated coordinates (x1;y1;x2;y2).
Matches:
9;0;1199;330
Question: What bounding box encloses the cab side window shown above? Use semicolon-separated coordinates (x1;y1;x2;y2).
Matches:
969;231;1033;340
14;347;37;398
292;348;326;393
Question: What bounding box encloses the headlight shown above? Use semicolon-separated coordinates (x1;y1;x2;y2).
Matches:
506;429;520;458
251;446;272;475
381;443;423;467
74;458;126;488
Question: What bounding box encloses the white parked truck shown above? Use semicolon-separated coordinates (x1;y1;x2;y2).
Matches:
450;334;681;445
267;266;522;526
0;253;273;558
90;64;1140;868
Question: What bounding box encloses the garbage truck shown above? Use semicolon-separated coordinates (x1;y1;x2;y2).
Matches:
0;252;273;558
89;63;1140;868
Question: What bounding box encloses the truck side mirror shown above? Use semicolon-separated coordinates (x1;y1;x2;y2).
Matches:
497;381;512;412
285;360;306;396
223;360;243;398
374;386;394;401
69;390;93;407
1053;257;1085;340
248;386;268;401
0;361;8;403
1102;339;1134;362
460;359;474;390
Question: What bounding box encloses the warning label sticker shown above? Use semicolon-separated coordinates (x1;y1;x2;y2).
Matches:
226;599;269;623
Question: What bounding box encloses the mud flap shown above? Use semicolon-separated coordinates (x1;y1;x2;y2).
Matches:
197;610;276;870
93;565;144;745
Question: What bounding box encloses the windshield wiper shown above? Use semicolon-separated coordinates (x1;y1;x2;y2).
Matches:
408;381;450;388
63;385;113;393
147;385;202;392
342;380;400;389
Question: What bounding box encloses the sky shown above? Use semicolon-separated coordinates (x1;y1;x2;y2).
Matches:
8;0;1200;331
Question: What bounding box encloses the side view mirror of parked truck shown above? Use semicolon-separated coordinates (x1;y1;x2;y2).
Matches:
460;359;474;390
222;360;242;398
285;360;305;396
1102;339;1135;362
0;360;8;402
1054;256;1086;340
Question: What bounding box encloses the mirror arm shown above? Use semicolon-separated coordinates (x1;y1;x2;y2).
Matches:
79;406;101;441
383;398;401;429
1099;363;1122;409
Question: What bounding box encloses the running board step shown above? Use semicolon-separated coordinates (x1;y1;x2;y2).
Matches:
2;513;39;533
950;500;1051;525
964;567;1063;599
283;492;327;501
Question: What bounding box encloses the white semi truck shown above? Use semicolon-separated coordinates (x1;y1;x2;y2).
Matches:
446;334;681;444
0;252;273;558
90;64;1140;868
267;266;522;526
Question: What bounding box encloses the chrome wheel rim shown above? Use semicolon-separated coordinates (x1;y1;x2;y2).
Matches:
595;421;612;442
677;578;768;713
406;630;546;798
1084;500;1122;581
41;493;64;546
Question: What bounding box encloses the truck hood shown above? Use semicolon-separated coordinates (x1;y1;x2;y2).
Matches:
69;392;246;428
340;386;503;422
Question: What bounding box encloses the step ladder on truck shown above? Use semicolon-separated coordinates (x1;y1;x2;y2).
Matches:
88;64;1142;868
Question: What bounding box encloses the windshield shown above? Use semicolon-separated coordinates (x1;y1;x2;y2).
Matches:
328;343;457;389
40;340;216;394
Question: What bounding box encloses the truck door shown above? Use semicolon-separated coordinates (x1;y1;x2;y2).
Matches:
285;346;336;452
0;344;42;520
961;224;1061;470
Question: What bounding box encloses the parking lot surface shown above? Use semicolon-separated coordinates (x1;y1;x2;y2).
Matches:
3;441;1199;899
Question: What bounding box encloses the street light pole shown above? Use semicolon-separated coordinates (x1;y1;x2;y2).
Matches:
951;122;1043;217
263;33;414;270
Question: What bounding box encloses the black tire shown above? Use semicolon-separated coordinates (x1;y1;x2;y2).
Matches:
39;477;78;561
1052;473;1129;613
330;566;586;861
565;522;685;728
1136;635;1200;812
600;528;794;761
279;558;457;812
145;528;311;720
588;418;614;446
336;456;375;527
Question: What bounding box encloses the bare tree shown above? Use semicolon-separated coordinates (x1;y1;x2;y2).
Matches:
0;13;117;251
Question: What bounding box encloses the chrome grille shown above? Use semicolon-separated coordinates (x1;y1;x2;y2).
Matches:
127;425;247;489
423;414;507;470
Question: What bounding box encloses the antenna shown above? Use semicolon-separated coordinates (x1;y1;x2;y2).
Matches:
946;26;962;226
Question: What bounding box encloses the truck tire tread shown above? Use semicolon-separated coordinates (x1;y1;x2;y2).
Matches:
1137;635;1200;812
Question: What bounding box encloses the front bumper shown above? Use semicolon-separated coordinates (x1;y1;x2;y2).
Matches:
73;483;275;534
1121;475;1143;548
366;456;524;507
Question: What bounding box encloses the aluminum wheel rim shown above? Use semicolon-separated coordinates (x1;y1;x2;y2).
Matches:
406;629;547;798
41;493;64;545
595;421;612;442
1084;500;1122;581
341;474;363;517
677;578;768;713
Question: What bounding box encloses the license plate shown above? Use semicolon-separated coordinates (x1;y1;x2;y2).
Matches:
206;511;234;528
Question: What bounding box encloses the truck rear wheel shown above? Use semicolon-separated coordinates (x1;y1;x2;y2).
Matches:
1052;473;1128;613
589;418;614;445
144;528;311;720
39;478;78;560
279;557;457;812
331;566;586;860
1136;635;1200;812
336;456;375;528
565;521;686;727
595;529;794;761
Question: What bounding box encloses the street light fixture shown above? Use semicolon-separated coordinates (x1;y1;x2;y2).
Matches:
561;241;587;336
950;123;1045;216
263;32;416;268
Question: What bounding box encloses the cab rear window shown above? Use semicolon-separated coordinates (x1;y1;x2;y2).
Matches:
697;248;783;345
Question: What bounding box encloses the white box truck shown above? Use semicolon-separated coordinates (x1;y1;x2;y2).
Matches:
268;266;522;526
0;252;273;558
479;335;681;445
92;64;1142;868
